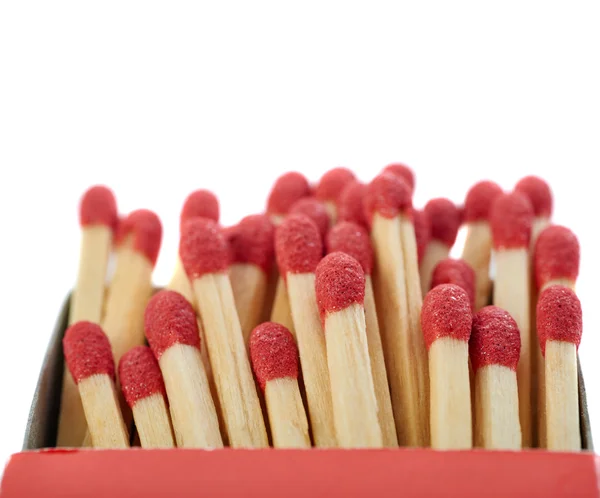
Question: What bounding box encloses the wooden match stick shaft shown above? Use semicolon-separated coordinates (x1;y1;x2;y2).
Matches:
323;200;337;225
132;394;175;448
230;263;268;344
420;239;450;295
462;221;493;310
270;277;296;336
168;256;196;306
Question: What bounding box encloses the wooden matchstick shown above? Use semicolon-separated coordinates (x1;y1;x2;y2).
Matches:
338;181;368;228
515;176;553;243
315;252;383;448
63;322;129;449
289;197;331;240
266;171;312;224
431;258;476;310
314;167;356;223
180;218;268;448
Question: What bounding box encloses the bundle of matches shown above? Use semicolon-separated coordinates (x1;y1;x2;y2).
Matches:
58;166;585;453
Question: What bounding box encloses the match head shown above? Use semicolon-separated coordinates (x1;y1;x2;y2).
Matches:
315;252;365;322
431;258;475;310
421;284;472;350
266;172;311;216
382;163;415;192
63;321;115;383
413;210;431;264
117;209;163;266
227;214;275;273
275;214;323;275
79;185;118;232
180;217;229;279
534;225;580;290
338;181;368;228
423;198;462;247
289;197;330;238
249;322;299;391
515;176;553;218
463;181;503;222
118;346;167;408
180;189;220;231
470;306;521;372
315;167;357;204
490;192;534;250
144;290;200;359
326;221;373;275
364;172;412;224
536;285;582;355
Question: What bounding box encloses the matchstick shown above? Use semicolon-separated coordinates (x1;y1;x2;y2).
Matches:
338;181;368;228
266;171;311;225
491;191;534;447
326;222;398;447
537;285;583;451
431;258;476;310
145;290;223;448
289;197;331;239
461;181;503;310
315;252;383;448
422;284;473;449
269;277;296;334
119;346;175;448
275;214;337;447
57;186;118;448
314;167;356;223
413;209;431;268
515;175;553;242
63;322;129;448
382;162;416;193
180;218;268;448
250;322;311;448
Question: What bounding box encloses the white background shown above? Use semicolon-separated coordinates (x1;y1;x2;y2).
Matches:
0;1;598;468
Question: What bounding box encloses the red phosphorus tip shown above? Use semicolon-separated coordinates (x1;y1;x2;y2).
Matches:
289;197;330;238
536;285;582;355
144;290;200;359
431;258;476;310
338;181;368;228
463;181;503;222
326;221;373;275
266;172;311;216
469;306;521;372
63;322;115;383
515;175;553;218
117;209;163;266
534;225;580;290
227;214;275;273
79;185;118;232
180;189;220;231
275;214;323;275
249;322;299;391
118;346;167;408
315;167;357;204
414;209;431;264
180;217;229;279
364;172;412;224
315;252;366;322
490;192;534;250
423;198;462;247
421;284;472;350
382;163;416;192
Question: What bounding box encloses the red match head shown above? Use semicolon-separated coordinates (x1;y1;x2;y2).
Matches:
490;192;534;250
79;185;118;232
180;189;220;231
463;181;503;222
470;306;521;372
421;284;472;350
289;197;330;238
515;176;553;218
315;167;357;205
364;172;412;224
249;322;299;391
227;214;275;274
275;214;323;275
63;322;115;384
326;221;373;275
534;225;580;290
266;172;311;216
144;290;200;359
315;252;365;323
180;217;229;279
536;285;582;355
117;209;163;266
413;210;431;264
338;181;368;228
423;198;461;247
382;163;415;192
431;258;475;310
118;346;167;408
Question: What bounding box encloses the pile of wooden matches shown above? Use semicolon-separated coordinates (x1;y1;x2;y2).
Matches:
58;165;582;452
